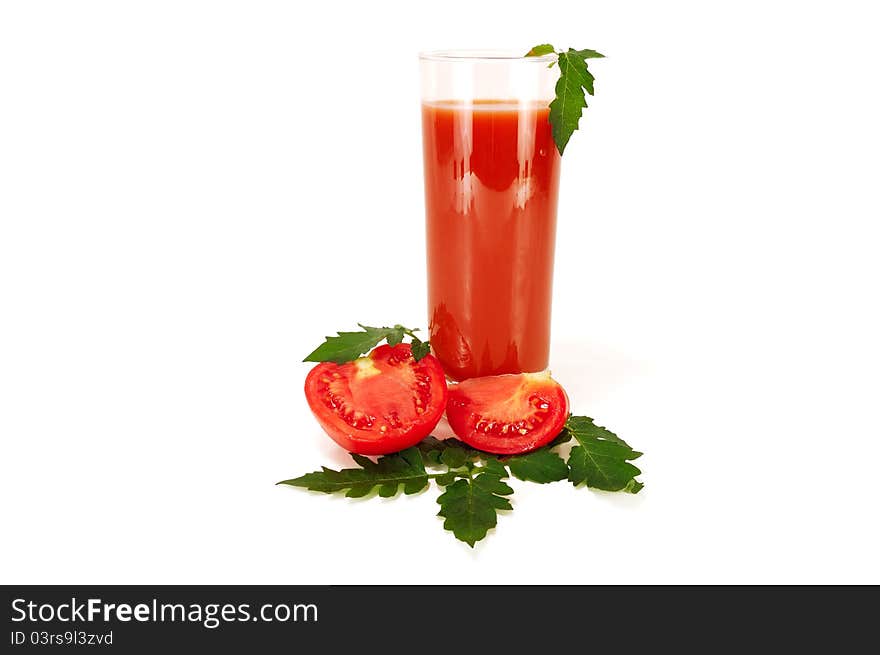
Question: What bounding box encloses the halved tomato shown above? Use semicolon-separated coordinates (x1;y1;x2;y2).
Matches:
446;371;569;454
304;343;448;455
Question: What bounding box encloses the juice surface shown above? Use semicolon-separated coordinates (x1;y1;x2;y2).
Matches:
422;100;561;380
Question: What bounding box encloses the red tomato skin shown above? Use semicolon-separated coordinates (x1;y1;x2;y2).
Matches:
304;344;448;456
445;372;569;455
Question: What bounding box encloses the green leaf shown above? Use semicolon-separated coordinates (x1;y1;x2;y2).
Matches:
278;447;428;498
565;415;632;447
417;435;483;465
573;48;605;59
479;457;509;479
564;416;643;492
440;445;468;469
435;472;458;486
525;43;556;57
527;44;605;154
385;324;406;347
417;436;445;466
506;448;568;483
437;470;513;547
410;336;431;361
303;324;395;363
550;50;593;155
303;323;425;363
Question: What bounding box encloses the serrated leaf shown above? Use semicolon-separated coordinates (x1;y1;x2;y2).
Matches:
385;325;406;347
474;473;513;497
573;48;605;59
303;323;424;363
303;324;393;363
479;457;509;479
550;50;592;155
440;445;468;469
417;435;484;466
525;43;556;57
565;416;643;492
417;436;445;466
506;448;568;483
278;447;428;497
435;472;458;486
410;336;431;361
565;415;632;447
437;472;513;547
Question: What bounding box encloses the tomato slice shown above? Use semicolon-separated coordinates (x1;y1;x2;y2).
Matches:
445;371;569;454
304;343;448;455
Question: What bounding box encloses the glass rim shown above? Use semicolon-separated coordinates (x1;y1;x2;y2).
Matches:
418;49;556;63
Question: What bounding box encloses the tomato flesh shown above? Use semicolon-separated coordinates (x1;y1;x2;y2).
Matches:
445;371;569;454
304;343;448;455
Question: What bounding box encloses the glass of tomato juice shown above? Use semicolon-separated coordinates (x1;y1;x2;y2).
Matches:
420;50;561;381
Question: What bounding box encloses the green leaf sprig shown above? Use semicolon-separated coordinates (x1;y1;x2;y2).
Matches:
304;323;430;363
279;416;643;547
525;43;605;155
564;415;644;492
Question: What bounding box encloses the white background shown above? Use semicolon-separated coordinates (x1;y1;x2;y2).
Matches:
2;0;878;584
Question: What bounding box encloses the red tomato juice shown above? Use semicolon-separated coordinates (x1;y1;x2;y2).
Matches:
422;100;561;380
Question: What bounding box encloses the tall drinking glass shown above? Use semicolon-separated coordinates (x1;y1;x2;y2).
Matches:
420;50;561;381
